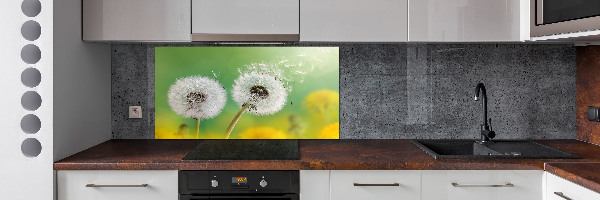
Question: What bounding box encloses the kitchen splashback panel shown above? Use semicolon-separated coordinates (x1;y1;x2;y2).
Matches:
112;43;576;139
154;47;339;139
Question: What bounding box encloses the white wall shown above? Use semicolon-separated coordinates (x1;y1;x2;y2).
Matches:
0;0;54;199
53;0;111;162
1;0;110;199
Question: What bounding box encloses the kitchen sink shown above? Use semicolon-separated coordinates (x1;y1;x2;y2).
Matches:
412;140;579;159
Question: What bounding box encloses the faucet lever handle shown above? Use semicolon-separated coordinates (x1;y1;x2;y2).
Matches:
488;118;493;131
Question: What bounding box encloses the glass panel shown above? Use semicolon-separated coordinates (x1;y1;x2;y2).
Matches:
542;0;600;24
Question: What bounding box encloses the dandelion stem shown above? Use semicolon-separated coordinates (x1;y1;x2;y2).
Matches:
225;104;251;139
194;118;200;139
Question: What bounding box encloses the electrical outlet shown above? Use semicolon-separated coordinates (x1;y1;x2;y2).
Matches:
129;106;142;119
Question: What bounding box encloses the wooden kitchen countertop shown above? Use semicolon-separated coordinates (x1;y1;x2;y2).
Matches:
54;139;600;171
54;139;600;193
545;162;600;194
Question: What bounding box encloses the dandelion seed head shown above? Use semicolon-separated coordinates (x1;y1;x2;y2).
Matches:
232;71;287;116
168;76;227;119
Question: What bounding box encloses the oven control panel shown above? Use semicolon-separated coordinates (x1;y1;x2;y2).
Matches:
179;171;299;195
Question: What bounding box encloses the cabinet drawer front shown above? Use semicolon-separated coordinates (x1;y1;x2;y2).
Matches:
57;170;178;200
422;170;542;200
546;173;600;200
330;170;421;200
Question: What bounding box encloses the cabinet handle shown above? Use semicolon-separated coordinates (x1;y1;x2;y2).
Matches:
554;192;573;200
353;183;400;186
86;184;149;188
451;183;514;188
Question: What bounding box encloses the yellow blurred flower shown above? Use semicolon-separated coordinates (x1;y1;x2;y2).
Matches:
319;122;339;139
156;125;226;139
237;127;294;139
302;89;339;115
155;126;190;139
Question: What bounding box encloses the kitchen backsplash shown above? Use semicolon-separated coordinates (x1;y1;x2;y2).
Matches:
112;43;576;139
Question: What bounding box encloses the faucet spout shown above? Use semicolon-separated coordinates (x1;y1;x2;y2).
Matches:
474;83;495;142
474;83;488;129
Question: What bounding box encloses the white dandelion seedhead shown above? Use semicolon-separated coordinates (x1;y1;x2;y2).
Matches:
232;71;288;116
168;76;227;119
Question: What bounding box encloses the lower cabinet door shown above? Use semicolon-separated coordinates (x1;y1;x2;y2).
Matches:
300;170;330;200
546;172;600;200
57;170;178;200
330;170;421;200
421;170;542;200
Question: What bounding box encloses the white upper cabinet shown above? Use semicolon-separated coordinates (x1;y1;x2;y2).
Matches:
191;0;299;41
300;0;408;42
82;0;191;41
409;0;530;42
80;0;531;42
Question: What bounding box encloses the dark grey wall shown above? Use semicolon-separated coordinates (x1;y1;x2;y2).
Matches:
112;43;576;139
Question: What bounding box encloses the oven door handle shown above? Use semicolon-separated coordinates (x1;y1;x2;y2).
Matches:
86;184;148;188
354;183;400;186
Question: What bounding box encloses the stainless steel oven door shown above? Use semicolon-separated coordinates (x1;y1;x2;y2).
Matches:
531;0;600;37
180;194;299;200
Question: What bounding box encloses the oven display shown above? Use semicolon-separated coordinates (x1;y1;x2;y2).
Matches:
232;177;247;184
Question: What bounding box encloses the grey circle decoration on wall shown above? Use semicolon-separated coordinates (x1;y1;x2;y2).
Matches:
21;44;41;64
21;138;42;157
21;20;41;41
21;91;42;111
21;0;41;17
21;68;41;88
21;114;41;134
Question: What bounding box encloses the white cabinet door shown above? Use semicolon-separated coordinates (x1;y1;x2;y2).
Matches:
82;0;191;41
545;172;600;200
57;170;178;200
409;0;529;42
422;170;542;200
300;0;408;42
192;0;299;34
330;170;420;200
300;170;330;200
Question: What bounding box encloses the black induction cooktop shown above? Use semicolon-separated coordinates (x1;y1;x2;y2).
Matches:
182;140;300;160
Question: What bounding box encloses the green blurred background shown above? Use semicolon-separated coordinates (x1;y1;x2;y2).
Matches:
155;47;339;139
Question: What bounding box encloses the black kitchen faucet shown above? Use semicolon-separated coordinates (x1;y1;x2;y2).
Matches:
474;83;495;143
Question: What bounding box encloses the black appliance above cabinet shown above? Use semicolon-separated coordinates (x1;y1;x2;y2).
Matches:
532;0;600;38
179;171;299;200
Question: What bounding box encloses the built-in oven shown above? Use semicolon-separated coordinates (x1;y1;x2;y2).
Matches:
179;171;299;200
531;0;600;37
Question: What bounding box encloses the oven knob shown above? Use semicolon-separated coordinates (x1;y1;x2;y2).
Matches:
259;179;267;187
211;180;219;188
